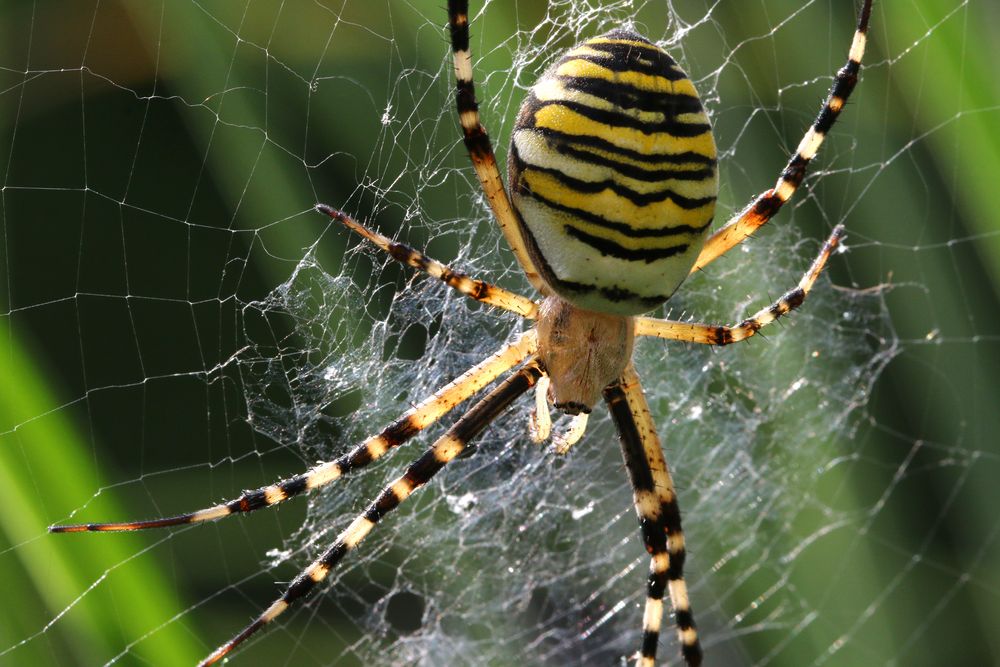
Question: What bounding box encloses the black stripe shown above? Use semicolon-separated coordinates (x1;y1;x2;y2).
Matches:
447;1;469;52
455;78;477;113
832;60;860;99
280;475;309;498
384;414;421;446
520;182;710;236
781;153;809;188
783;286;806;310
522;190;708;245
567;51;685;80
857;0;873;34
814;62;859;135
536;98;711;138
558;75;704;115
317;543;350;570
282;572;317;604
365;483;408;523
521;159;716;209
674;609;695;631
464;131;494;160
682;641;703;666
234;489;269;513
605;384;657;495
666;544;686;580
576;40;686;80
648;566;669;595
514;218;674;307
752;191;783;219
641;629;660;658
345;443;374;468
814;103;839;136
525;126;716;167
550;141;716;182
713;326;733;346
561;278;668;306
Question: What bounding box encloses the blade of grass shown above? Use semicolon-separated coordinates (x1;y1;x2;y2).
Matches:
0;325;205;665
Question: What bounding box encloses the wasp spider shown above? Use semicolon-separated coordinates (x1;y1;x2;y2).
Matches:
51;1;873;664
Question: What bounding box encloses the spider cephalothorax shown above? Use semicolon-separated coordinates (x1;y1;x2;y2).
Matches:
536;296;634;414
51;2;872;665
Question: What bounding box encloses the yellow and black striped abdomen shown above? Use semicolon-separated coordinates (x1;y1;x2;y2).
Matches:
509;30;718;315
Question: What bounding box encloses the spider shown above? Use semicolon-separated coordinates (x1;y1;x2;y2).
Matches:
51;1;873;664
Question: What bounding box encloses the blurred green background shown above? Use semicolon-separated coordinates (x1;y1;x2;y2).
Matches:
1;1;999;665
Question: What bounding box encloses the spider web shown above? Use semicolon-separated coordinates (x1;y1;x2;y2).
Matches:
2;1;999;666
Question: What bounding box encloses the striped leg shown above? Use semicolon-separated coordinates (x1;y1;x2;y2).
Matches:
605;363;700;666
316;204;538;319
50;330;538;533
636;225;842;345
200;361;544;666
691;0;872;273
446;0;547;294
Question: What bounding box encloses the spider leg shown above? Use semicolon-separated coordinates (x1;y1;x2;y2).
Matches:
447;0;547;294
527;375;589;453
636;226;843;345
691;0;872;273
605;363;700;667
316;204;537;319
529;374;552;443
50;330;538;533
199;360;544;666
552;413;589;455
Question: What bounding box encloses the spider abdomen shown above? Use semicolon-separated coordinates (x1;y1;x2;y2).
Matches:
509;29;718;316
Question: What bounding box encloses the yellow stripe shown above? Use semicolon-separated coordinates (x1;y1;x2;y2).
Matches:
521;169;714;234
534;77;705;128
306;461;342;489
557;55;701;101
642;596;664;632
555;57;674;94
343;517;375;548
516;136;718;200
567;141;713;174
533;104;714;158
261;600;289;623
515;131;715;197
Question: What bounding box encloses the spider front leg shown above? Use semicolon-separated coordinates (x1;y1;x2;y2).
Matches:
316;204;537;319
605;363;700;666
200;361;544;666
446;0;547;294
691;0;871;273
50;330;537;532
636;226;844;345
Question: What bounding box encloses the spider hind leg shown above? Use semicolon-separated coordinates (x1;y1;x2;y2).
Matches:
605;364;701;667
690;0;872;273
